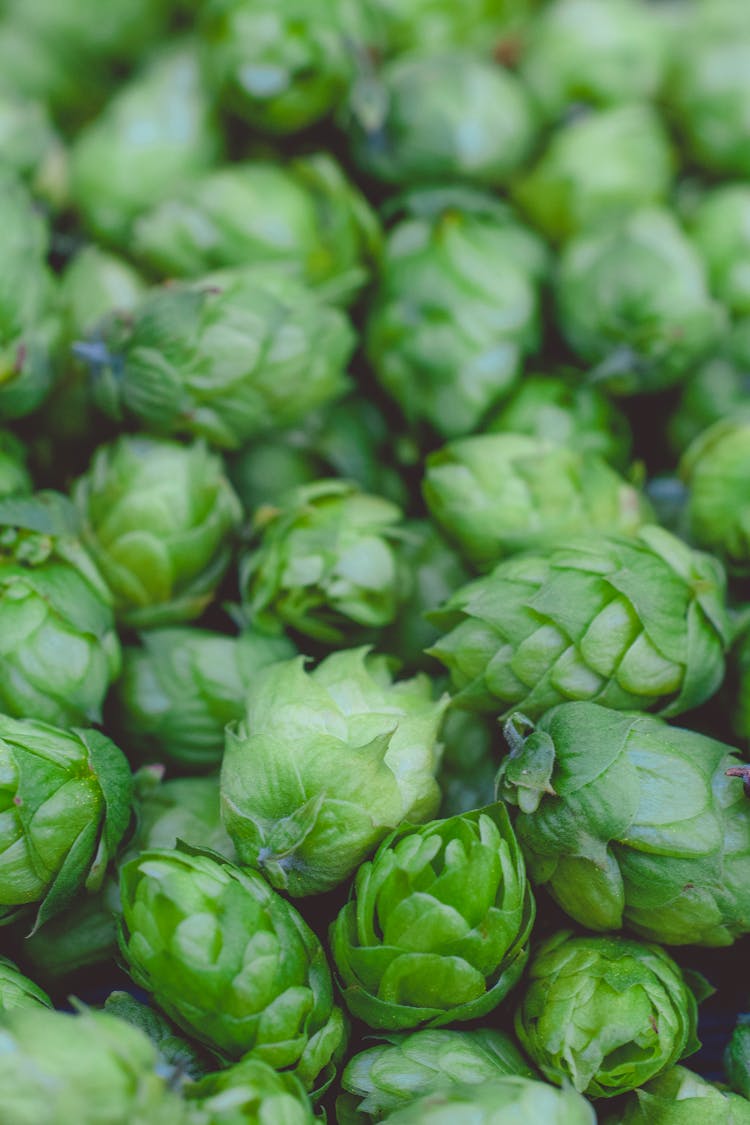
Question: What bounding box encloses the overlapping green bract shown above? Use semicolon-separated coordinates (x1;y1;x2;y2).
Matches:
132;154;381;305
186;1056;316;1125
0;1006;189;1125
330;804;534;1030
365;189;544;437
378;1075;596;1124
0;957;50;1011
515;932;700;1098
119;848;346;1094
610;1066;750;1124
668;324;750;454
114;627;295;771
199;0;367;134
125;774;237;863
70;44;220;247
556;208;725;395
221;648;446;897
338;1028;534;1124
89;271;354;450
681;421;750;573
429;526;728;719
498;703;750;946
349;52;536;187
726;1019;750;1101
423;433;649;571
0;492;121;725
688;185;750;316
73;435;242;629
0;714;131;932
240;481;405;644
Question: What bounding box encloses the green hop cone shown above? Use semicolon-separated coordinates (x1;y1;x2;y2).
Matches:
681;421;750;574
519;0;666;121
0;431;31;499
0;1005;189;1124
0;713;131;932
365;188;544;438
515;932;701;1098
0;491;121;725
330;803;534;1031
349;52;536;188
103;990;210;1085
371;0;538;55
70;43;220;247
239;480;406;644
498;703;750;946
429;525;729;720
688;185;750;316
0;92;66;208
338;1028;535;1124
668;323;750;454
72;435;242;629
379;1075;596;1124
119;847;347;1094
556;207;725;395
126;773;237;863
113;626;295;772
186;1057;316;1125
514;103;674;244
132;154;381;306
423;433;650;571
221;648;446;897
0;957;50;1011
88;271;354;450
726;1017;750;1101
486;372;632;469
200;0;368;134
611;1065;750;1124
0;174;59;421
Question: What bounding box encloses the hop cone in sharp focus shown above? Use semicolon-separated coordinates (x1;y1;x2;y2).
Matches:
119;847;347;1094
515;931;700;1098
330;803;534;1031
497;703;750;945
429;525;728;719
221;647;447;897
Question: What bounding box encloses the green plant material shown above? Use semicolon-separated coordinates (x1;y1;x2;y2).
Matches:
725;1018;750;1101
519;0;665;120
88;270;354;450
486;372;632;469
72;435;242;629
688;185;750;316
119;847;346;1094
186;1056;316;1124
732;626;750;748
0;174;59;421
104;991;210;1085
200;0;367;134
228;396;409;515
0;92;66;207
667;323;750;454
0;431;31;499
222;648;446;897
610;1065;750;1123
514;103;673;244
0;1005;189;1124
423;433;649;571
21;876;121;982
330;803;534;1030
498;703;750;946
240;480;406;644
437;707;498;819
0;957;50;1011
515;932;700;1098
113;627;295;772
349;52;536;187
681;421;750;573
0;491;121;725
379;1075;596;1123
556;208;725;395
338;1027;535;1124
127;774;237;862
132;154;381;306
668;8;750;178
70;44;220;247
429;525;728;719
365;188;544;437
0;712;131;932
370;0;538;54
